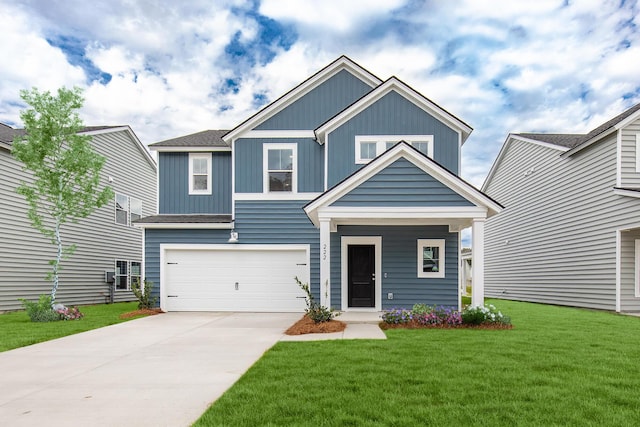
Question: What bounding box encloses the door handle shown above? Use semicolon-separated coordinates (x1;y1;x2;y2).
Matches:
235;282;239;290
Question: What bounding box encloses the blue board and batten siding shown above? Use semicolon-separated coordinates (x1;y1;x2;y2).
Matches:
327;91;461;187
159;152;232;214
330;225;459;309
234;138;323;193
332;158;474;207
235;201;321;299
255;69;374;130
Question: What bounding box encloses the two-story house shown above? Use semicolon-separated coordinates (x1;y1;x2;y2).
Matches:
136;56;501;313
1;124;157;311
483;102;640;312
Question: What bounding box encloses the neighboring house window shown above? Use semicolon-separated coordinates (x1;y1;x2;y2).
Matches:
636;134;640;173
417;239;445;278
189;153;212;195
264;144;297;192
115;260;129;290
115;193;129;225
114;260;141;291
130;198;142;223
355;135;434;164
131;261;141;288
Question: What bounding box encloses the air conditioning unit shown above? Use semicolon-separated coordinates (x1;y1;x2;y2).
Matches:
105;271;115;284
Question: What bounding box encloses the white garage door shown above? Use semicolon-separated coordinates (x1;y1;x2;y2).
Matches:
162;245;309;312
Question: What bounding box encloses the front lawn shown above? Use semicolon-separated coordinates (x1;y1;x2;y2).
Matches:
0;301;142;352
196;300;640;426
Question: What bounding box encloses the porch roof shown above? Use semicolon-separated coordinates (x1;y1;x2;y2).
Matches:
304;142;503;230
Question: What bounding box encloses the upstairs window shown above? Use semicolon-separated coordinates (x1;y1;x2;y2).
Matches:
130;198;142;223
264;144;296;192
115;193;129;225
189;153;212;195
355;135;434;164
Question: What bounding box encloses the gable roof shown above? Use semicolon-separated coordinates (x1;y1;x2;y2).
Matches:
1;123;156;169
512;101;640;154
222;56;382;142
304;141;502;227
149;129;231;152
314;76;473;145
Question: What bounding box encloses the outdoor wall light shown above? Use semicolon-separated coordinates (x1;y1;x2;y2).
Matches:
228;230;239;243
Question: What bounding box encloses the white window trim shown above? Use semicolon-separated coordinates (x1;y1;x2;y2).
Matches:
188;153;212;195
115;260;141;292
115;193;129;226
417;238;445;278
635;239;640;297
635;134;640;173
355;135;434;164
263;143;297;193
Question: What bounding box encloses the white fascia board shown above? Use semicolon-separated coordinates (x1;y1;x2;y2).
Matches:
84;126;157;170
0;141;11;151
482;134;567;191
613;188;640;199
614;108;640;131
315;78;472;145
133;223;233;229
235;192;321;201
305;144;501;220
223;57;382;143
160;243;309;252
150;146;231;152
240;130;316;139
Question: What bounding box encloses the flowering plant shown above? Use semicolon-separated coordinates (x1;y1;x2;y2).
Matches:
55;305;84;321
413;305;462;326
461;304;510;325
381;308;413;324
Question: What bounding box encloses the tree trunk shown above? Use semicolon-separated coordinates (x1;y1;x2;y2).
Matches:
51;221;62;307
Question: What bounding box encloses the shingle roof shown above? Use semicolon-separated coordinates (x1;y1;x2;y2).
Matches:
0;123;123;146
133;214;232;224
514;102;640;149
150;130;230;148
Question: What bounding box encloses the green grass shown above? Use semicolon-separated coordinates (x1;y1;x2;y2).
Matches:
0;301;141;352
196;300;640;426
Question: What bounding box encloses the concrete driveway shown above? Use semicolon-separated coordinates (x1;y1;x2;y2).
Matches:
0;312;301;427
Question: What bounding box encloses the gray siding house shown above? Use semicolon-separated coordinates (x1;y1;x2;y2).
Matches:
0;124;157;311
136;56;501;313
483;102;640;312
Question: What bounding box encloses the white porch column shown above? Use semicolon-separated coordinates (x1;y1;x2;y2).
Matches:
319;219;331;308
471;218;485;307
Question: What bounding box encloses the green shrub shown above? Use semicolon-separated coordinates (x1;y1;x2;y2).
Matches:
19;295;61;322
294;277;339;323
131;279;158;309
412;303;430;315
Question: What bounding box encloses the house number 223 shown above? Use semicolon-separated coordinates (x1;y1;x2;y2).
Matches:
322;244;327;261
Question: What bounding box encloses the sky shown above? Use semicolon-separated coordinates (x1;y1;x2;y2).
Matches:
1;0;639;187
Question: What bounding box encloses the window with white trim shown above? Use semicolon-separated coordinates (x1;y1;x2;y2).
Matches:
115;193;129;225
189;153;212;195
264;144;297;192
115;260;141;291
355;135;434;164
635;134;640;173
130;197;142;223
115;260;129;290
417;239;445;278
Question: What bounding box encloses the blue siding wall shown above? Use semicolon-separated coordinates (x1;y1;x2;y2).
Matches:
255;69;373;130
234;138;323;193
327;91;460;186
235;200;320;299
330;225;458;309
145;229;231;303
332;158;474;207
159;152;231;214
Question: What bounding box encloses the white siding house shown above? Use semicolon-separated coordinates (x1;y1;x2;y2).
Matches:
483;102;640;312
0;124;157;311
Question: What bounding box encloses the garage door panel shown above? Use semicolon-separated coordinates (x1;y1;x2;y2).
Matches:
164;247;309;312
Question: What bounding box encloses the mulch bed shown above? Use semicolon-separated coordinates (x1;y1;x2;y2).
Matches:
379;321;513;330
119;308;163;319
285;315;347;335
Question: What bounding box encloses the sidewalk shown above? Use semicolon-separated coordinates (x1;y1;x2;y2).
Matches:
280;311;387;341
